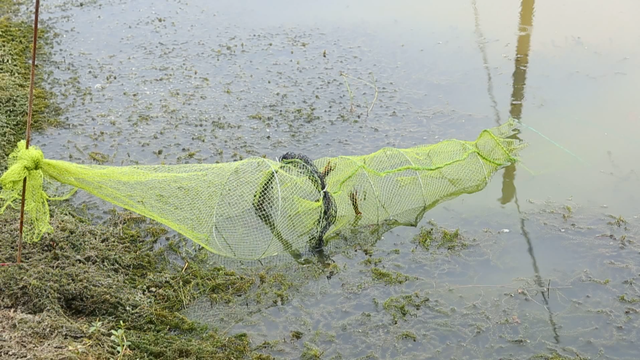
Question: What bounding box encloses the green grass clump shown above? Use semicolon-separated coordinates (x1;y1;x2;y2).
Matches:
0;206;272;359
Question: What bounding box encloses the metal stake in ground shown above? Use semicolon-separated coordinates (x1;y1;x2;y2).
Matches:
17;0;41;264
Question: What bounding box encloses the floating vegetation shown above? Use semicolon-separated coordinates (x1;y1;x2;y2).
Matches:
300;342;325;360
618;294;640;304
360;256;382;266
290;330;304;341
382;292;430;324
397;330;418;341
88;151;109;163
530;352;587;360
370;267;413;285
607;214;628;228
413;223;468;252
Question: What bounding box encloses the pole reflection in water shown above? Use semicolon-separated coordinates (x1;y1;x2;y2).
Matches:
506;0;561;344
472;0;501;126
500;0;534;206
473;0;561;344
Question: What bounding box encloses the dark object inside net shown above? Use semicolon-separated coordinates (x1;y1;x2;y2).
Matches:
253;152;337;263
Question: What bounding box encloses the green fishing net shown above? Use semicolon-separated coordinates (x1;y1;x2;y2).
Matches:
0;120;524;260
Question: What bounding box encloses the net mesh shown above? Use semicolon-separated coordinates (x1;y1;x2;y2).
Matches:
0;120;524;260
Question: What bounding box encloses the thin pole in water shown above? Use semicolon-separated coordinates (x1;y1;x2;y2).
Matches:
17;0;41;264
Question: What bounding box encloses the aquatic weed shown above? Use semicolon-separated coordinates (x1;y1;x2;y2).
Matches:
371;267;412;285
413;223;467;252
382;292;430;324
301;342;325;360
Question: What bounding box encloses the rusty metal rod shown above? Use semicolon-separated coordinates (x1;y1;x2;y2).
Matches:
17;0;41;264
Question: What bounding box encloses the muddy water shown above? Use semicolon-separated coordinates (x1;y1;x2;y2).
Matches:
33;0;640;358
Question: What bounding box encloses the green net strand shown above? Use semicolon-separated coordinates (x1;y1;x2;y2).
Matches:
0;141;52;242
0;120;525;260
317;121;523;242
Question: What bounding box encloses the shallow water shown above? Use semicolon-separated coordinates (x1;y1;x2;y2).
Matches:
30;0;640;358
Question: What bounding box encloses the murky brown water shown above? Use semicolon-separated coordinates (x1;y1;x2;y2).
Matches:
28;0;640;358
